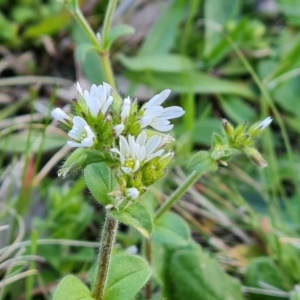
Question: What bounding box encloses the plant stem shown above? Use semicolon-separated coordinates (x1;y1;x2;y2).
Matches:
154;170;204;220
102;0;119;50
70;0;117;88
98;0;118;88
72;2;100;50
144;240;152;299
92;212;118;300
100;51;116;88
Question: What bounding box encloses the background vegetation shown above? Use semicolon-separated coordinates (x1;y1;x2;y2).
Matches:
1;0;300;299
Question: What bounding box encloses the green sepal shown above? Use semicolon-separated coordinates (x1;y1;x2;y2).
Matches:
211;148;233;160
52;275;94;300
103;254;151;300
211;133;224;148
110;201;153;238
84;162;118;206
58;148;88;178
188;151;218;172
105;25;135;49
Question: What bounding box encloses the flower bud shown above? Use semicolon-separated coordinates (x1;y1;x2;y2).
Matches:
244;147;267;168
58;148;88;177
222;119;234;136
248;117;273;137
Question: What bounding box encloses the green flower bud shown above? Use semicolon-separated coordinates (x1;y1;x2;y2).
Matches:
222;119;234;137
58;148;88;178
244;147;267;168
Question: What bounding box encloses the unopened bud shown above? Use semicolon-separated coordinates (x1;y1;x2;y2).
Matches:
222;119;234;136
244;147;268;168
58;148;87;177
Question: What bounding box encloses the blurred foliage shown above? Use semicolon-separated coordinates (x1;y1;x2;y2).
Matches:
1;0;300;299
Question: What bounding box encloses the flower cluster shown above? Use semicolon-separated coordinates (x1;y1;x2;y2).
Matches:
214;117;273;167
52;82;185;207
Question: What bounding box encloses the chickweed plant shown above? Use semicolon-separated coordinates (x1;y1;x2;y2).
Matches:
49;1;273;299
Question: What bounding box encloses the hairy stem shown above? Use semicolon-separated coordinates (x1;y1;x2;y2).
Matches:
154;170;204;220
102;0;119;49
72;2;100;50
92;212;118;300
100;51;116;88
144;240;152;299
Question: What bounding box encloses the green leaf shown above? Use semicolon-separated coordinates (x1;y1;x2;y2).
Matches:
193;118;223;145
273;77;300;118
245;257;293;300
126;71;256;100
84;163;118;206
0;130;67;153
103;254;151;300
73;23;104;84
188;151;218;172
139;0;186;55
105;25;134;49
218;95;256;123
52;275;94;300
24;10;71;38
204;0;240;57
153;213;191;247
168;249;244;300
110;202;153;238
76;44;100;61
118;53;194;73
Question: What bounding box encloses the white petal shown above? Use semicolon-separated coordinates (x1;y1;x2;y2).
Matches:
144;89;171;109
121;97;131;122
145;149;164;162
51;108;71;124
119;136;130;157
86;96;101;117
75;82;84;97
159;106;185;119
85;125;95;139
136;131;147;146
121;166;132;174
139;116;152;128
81;137;94;147
151;119;173;132
73;116;88;128
137;146;146;162
113;124;125;136
102;96;113;114
145;135;162;155
128;135;136;157
133;160;140;172
144;106;164;118
258;117;273;129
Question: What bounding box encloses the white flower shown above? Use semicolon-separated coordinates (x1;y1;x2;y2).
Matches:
67;116;96;148
110;131;164;174
126;187;140;199
51;108;71;125
256;116;273;130
139;89;185;132
121;97;131;123
75;82;113;117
